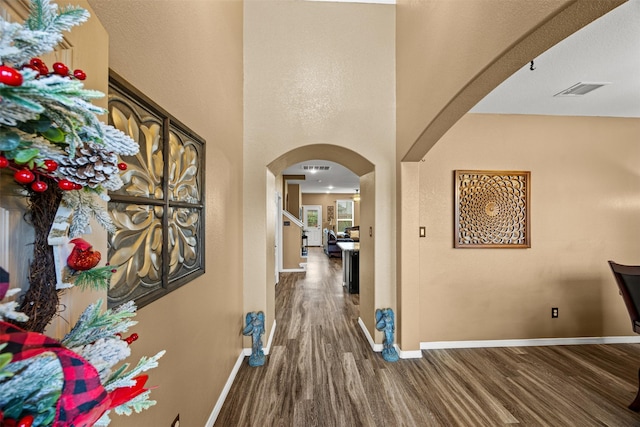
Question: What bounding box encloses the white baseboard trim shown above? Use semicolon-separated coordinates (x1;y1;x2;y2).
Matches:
394;344;422;359
358;317;383;352
205;349;245;427
281;268;305;272
243;319;277;356
265;319;276;355
420;335;640;350
358;317;421;357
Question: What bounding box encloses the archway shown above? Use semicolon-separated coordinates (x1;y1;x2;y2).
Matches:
266;144;380;346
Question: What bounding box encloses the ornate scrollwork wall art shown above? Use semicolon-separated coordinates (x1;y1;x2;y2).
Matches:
107;71;205;308
454;170;530;249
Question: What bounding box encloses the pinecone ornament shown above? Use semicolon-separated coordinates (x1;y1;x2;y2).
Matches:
58;142;119;188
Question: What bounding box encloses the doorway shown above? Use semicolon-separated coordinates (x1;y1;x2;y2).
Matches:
262;144;378;347
302;205;322;246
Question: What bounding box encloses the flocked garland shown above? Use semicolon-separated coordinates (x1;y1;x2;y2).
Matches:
0;1;163;425
0;286;164;426
0;0;140;328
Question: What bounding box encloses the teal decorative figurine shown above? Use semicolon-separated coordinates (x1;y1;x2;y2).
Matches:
375;308;399;362
243;311;266;366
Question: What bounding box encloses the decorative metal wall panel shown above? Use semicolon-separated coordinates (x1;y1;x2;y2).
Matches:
168;127;202;203
107;71;205;308
108;203;164;302
167;206;202;281
454;170;530;248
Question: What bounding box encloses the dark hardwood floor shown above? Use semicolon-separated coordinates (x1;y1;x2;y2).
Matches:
215;248;640;426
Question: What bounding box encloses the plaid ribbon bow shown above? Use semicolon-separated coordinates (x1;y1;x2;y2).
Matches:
0;321;109;427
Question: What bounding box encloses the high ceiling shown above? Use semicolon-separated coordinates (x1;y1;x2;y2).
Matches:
471;0;640;118
289;0;639;193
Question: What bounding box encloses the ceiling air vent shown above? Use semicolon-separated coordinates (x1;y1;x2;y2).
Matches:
301;165;331;171
554;82;610;97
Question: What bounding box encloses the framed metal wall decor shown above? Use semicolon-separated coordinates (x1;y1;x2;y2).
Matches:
107;70;205;308
454;170;530;249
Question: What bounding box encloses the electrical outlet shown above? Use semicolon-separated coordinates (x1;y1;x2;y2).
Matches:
551;307;558;318
171;414;180;427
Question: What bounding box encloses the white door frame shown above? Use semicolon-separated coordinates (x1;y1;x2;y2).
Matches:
275;191;282;284
302;205;323;246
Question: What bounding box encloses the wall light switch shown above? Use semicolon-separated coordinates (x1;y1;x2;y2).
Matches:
419;226;426;238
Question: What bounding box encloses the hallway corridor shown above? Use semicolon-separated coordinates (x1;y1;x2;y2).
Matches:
215;248;640;426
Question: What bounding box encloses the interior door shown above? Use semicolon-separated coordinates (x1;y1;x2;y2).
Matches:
303;205;322;246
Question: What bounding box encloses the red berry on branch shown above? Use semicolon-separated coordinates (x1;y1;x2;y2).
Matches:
117;162;128;171
16;414;34;427
4;418;16;427
0;65;23;86
43;159;58;172
58;179;76;191
0;156;9;168
73;183;83;190
30;58;44;67
125;333;139;344
38;64;49;75
73;69;86;80
52;62;69;76
31;180;48;193
14;169;35;184
111;269;117;273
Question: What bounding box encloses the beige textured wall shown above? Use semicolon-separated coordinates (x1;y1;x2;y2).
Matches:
287;183;301;216
359;172;377;336
87;1;244;426
419;114;640;342
244;0;396;343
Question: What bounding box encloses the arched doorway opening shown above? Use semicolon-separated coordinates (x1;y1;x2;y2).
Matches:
266;144;379;347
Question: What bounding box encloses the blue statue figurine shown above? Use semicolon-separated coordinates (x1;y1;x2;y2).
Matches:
243;311;266;367
375;308;399;362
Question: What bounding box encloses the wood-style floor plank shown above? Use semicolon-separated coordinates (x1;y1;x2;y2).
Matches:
215;248;640;426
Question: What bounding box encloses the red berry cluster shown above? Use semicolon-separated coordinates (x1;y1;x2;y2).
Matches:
1;58;129;191
0;58;87;88
23;58;86;81
0;413;34;427
0;153;128;192
0;155;63;192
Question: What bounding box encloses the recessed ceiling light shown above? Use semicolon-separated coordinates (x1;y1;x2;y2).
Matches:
554;82;610;97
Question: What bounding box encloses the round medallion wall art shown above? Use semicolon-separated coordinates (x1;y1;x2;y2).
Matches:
454;170;530;248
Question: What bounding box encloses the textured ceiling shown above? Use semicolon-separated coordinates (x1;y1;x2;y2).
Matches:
282;160;361;194
471;0;640;117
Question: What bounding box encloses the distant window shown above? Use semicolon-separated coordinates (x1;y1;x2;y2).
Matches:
307;210;318;227
336;200;354;232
